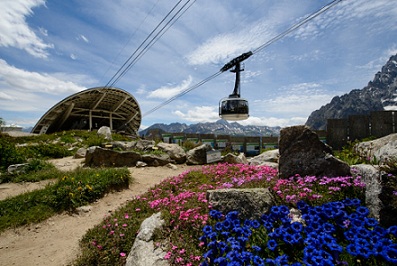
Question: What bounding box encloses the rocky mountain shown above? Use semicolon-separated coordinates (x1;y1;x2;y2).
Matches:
306;54;397;130
140;119;280;137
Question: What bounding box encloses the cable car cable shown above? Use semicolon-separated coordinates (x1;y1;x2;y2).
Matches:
142;0;344;118
251;0;343;55
104;0;194;88
108;0;196;87
100;0;160;85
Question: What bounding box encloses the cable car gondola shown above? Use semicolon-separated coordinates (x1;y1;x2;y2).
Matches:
219;52;252;121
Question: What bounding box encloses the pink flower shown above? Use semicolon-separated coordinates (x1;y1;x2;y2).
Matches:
164;251;172;260
122;223;128;227
120;252;126;257
124;213;129;219
135;208;141;212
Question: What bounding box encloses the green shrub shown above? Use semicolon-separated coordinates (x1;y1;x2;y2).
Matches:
18;143;74;159
0;133;25;170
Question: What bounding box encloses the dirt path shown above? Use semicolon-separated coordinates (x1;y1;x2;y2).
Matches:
0;157;198;266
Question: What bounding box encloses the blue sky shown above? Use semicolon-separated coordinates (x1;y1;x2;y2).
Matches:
1;0;397;130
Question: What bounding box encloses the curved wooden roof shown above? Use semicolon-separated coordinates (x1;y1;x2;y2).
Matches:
32;87;141;135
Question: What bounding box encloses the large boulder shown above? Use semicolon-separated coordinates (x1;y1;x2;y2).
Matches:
135;139;155;152
85;146;141;167
126;212;168;266
249;149;279;166
111;141;137;151
186;144;213;165
141;153;173;167
223;153;248;164
156;143;186;164
278;125;350;179
207;188;275;220
354;133;397;164
97;126;112;140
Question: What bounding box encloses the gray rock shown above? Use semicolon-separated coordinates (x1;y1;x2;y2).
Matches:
207;188;275;220
165;163;178;170
97;126;112;140
354;133;397;164
249;149;279;165
111;141;137;151
136;161;147;168
141;154;173;167
73;147;87;159
126;212;168;266
351;164;382;220
7;163;29;175
278;125;350;179
223;153;248;164
135;139;155;151
85;146;142;167
156;143;186;164
186;144;213;165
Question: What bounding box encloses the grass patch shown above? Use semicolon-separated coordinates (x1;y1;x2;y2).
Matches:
0;167;131;233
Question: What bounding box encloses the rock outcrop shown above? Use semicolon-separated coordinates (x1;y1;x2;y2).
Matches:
85;146;142;167
156;143;186;164
222;153;248;164
125;212;168;266
186;144;213;165
278;125;350;179
207;188;275;220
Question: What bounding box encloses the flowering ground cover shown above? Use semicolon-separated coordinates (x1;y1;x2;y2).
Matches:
75;163;396;266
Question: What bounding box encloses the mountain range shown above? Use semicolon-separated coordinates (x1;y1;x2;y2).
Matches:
305;53;397;130
139;119;281;137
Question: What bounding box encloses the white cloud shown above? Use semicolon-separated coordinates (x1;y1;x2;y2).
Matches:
238;115;306;128
174;106;219;123
0;0;53;58
0;59;87;94
70;53;77;60
147;76;193;99
252;82;333;116
77;34;89;43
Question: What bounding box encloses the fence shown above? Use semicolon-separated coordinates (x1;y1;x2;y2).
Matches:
160;133;279;156
327;111;397;150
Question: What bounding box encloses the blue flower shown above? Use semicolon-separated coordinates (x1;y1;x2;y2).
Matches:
346;244;358;256
203;225;213;235
215;222;223;231
213;257;227;266
297;200;309;212
267;239;278;251
226;211;239;221
291;222;303;233
381;245;397;264
356;206;369;217
356;245;372;259
210;209;223;220
250;219;260;229
252;255;264;265
364;217;378;228
388;225;397;237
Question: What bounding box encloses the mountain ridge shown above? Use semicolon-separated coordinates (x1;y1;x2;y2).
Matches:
305;53;397;130
139;120;281;137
